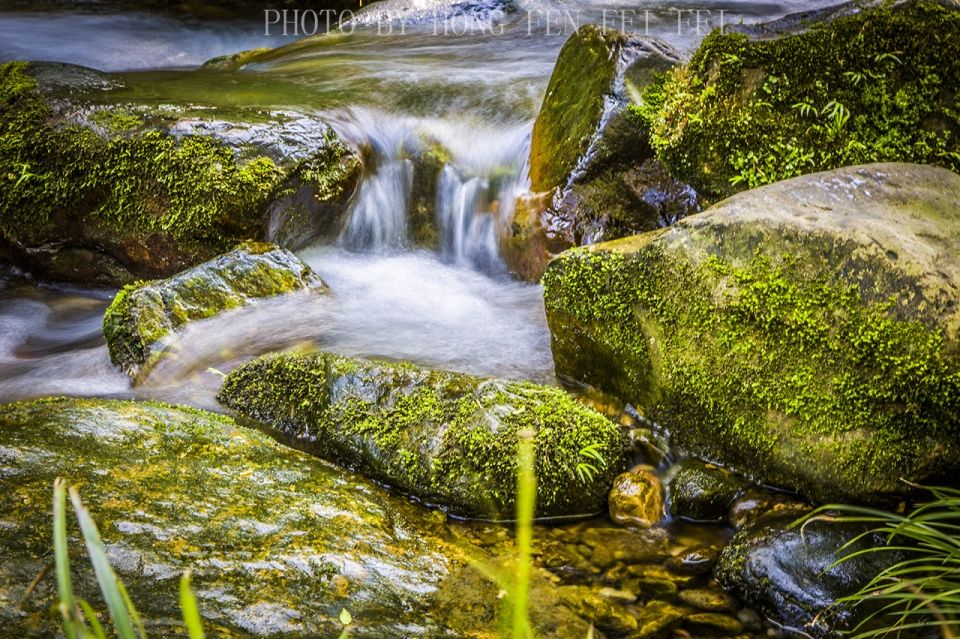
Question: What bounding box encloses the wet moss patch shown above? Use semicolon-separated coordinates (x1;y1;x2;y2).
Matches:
219;351;630;520
637;1;960;199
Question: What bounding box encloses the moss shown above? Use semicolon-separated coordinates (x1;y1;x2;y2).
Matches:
529;25;623;192
103;243;324;376
642;1;960;199
543;236;960;503
219;351;630;520
0;61;287;281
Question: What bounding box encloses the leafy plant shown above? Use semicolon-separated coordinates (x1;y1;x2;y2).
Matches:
575;443;607;485
802;484;960;639
53;479;205;639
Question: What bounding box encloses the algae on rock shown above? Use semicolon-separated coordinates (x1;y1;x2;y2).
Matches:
0;397;594;638
0;60;361;285
507;25;699;280
219;350;630;520
641;0;960;200
543;163;960;503
103;242;326;379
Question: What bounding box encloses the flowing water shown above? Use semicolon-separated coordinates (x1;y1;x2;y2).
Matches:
0;0;845;407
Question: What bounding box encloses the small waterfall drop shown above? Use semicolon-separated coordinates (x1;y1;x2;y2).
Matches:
328;108;531;274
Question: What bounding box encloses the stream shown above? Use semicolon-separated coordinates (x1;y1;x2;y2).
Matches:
0;1;845;635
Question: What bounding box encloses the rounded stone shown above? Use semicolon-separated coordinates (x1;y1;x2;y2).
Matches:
678;588;738;612
609;465;665;529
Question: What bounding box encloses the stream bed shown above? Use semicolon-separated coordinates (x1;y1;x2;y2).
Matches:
0;1;848;636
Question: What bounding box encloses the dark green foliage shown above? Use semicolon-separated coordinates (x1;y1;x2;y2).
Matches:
639;1;960;198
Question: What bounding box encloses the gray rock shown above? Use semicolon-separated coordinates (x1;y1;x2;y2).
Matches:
716;511;902;637
0;397;590;637
102;242;326;379
543;163;960;503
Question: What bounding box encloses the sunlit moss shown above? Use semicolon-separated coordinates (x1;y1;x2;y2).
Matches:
219;351;630;520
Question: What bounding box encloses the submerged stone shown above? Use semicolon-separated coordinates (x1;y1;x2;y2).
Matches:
543;163;960;503
218;351;630;520
506;25;699;280
667;459;747;523
103;242;326;379
0;397;591;637
608;465;664;529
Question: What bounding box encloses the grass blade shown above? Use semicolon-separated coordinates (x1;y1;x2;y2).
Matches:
180;570;205;639
68;487;138;639
54;479;84;639
512;429;535;639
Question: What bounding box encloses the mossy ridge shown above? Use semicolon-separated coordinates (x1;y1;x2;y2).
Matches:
543;236;960;503
0;397;485;637
102;242;324;376
638;1;960;199
219;351;630;520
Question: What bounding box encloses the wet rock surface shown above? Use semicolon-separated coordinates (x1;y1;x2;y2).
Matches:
667;459;748;523
219;350;630;520
102;242;326;379
716;511;901;637
608;465;664;529
505;25;700;280
0;397;585;638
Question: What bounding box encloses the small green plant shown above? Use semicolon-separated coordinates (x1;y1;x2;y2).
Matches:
53;478;205;639
575;443;607;485
802;484;960;639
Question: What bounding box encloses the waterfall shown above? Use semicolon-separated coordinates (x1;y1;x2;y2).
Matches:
436;166;504;274
328;108;530;274
340;158;414;251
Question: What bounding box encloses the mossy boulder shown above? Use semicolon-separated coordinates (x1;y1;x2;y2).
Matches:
103;242;326;379
218;351;630;520
507;26;698;280
543;163;960;503
641;0;960;200
716;511;900;638
0;397;595;638
0;60;360;285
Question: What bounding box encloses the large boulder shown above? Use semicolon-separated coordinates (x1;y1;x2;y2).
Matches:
716;511;898;637
218;351;630;519
0;397;595;638
542;163;960;503
0;61;360;286
103;242;326;379
504;25;699;280
642;0;960;201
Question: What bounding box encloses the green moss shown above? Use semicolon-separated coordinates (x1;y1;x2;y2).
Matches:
102;243;323;376
529;25;623;192
0;60;284;264
643;1;960;199
543;241;960;502
0;397;502;637
219;352;630;520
